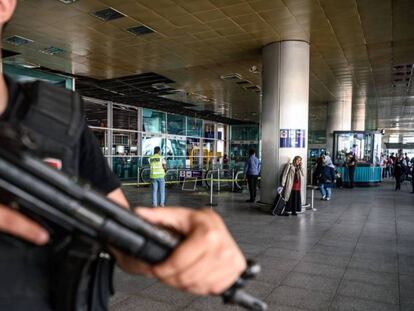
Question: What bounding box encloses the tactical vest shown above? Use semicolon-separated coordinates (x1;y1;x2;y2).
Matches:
149;154;165;179
0;80;113;311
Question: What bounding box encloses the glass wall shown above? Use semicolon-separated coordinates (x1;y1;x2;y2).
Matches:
86;102;230;180
229;124;260;166
186;117;203;137
143;108;166;133
167;113;186;135
166;137;187;168
231;125;259;141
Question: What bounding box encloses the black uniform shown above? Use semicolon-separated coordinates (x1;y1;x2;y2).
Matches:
0;76;120;310
394;158;405;191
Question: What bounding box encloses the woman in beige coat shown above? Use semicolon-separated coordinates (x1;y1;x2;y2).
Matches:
280;156;304;216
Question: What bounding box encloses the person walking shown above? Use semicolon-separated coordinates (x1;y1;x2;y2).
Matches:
345;153;357;188
410;157;414;193
394;153;405;191
384;155;392;178
280;156;304;216
380;154;387;179
319;156;336;201
149;146;167;207
390;152;396;177
244;149;260;203
312;155;324;186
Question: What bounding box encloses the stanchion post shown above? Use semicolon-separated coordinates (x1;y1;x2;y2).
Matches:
311;187;314;210
218;168;221;192
306;185;317;211
207;173;217;207
231;169;235;192
137;168;140;188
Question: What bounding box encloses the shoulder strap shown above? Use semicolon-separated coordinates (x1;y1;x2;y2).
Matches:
19;81;84;147
9;81;85;176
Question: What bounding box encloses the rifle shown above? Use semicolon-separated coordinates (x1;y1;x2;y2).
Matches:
0;123;267;311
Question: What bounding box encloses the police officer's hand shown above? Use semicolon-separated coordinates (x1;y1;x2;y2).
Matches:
0;204;49;245
114;207;246;296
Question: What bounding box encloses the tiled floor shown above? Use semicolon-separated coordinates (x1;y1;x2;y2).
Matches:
110;180;414;311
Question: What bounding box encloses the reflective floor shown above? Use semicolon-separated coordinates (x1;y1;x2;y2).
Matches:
111;181;414;311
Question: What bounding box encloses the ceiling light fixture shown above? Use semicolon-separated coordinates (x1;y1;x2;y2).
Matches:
4;35;33;46
92;7;126;21
40;46;65;56
220;73;242;80
127;25;155;36
58;0;77;4
20;62;40;69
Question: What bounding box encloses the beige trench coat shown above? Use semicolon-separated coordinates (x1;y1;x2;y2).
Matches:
280;163;304;201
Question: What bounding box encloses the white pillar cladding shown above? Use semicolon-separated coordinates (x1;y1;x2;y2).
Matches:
260;41;310;206
326;99;352;153
107;102;113;169
352;97;366;131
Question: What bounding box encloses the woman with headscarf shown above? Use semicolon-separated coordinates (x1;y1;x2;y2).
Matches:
280;156;304;216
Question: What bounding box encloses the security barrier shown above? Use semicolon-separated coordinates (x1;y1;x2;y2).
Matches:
123;167;248;192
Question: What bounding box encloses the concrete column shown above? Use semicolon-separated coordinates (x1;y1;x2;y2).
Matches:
260;41;310;206
107;102;113;169
352;97;366;131
326;99;352;153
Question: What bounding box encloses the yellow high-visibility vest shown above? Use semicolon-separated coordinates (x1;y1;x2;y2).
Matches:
149;154;165;179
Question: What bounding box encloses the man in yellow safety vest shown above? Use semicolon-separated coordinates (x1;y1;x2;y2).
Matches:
149;146;167;207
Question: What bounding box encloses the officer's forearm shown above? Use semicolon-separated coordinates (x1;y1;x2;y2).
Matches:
107;188;129;209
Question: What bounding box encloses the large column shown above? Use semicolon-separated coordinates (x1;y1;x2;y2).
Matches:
107;102;113;169
260;41;310;206
326;99;352;153
351;97;366;131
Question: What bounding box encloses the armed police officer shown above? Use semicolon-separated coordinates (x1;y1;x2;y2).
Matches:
0;1;246;310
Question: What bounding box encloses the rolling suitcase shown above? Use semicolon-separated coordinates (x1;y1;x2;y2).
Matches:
271;190;287;216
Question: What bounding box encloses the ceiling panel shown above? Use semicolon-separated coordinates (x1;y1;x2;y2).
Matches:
2;0;414;130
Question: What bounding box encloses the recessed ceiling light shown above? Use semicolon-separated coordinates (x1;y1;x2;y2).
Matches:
4;35;33;46
127;25;155;36
40;46;65;55
20;62;40;69
220;73;242;80
58;0;77;4
92;7;126;21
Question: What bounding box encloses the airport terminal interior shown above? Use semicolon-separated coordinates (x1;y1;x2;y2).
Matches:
2;0;414;310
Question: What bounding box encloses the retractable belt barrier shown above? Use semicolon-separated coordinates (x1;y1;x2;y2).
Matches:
123;177;260;187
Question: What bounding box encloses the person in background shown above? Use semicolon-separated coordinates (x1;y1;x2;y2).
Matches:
380;153;387;179
244;149;260;203
312;155;324;186
385;155;393;178
410;157;414;193
319;156;336;201
150;146;167;207
345;153;357;188
223;154;229;169
403;153;409;166
390;152;396;177
281;156;304;216
394;153;405;191
403;153;410;176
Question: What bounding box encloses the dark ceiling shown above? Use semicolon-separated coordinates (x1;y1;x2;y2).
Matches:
38;66;254;125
